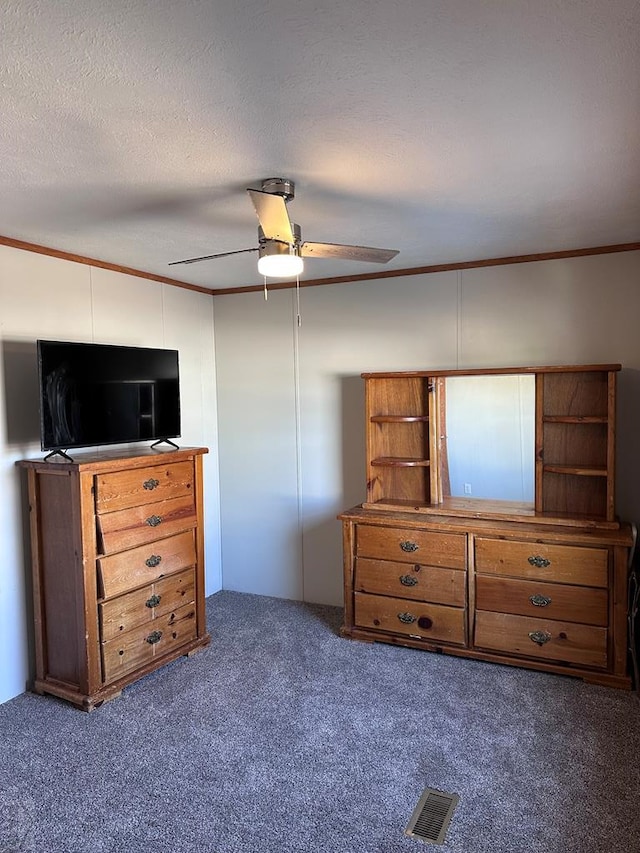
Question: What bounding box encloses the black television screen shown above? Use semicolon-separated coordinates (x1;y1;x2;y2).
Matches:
37;340;181;452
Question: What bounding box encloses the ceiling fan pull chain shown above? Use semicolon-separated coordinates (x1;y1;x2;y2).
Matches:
264;275;268;301
296;274;301;326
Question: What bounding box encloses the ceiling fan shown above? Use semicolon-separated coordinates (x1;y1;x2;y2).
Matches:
168;177;399;278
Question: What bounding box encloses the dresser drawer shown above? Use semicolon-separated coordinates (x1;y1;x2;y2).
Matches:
97;495;196;554
99;567;195;640
354;591;465;645
101;602;197;683
356;558;465;606
98;530;196;599
356;525;466;569
95;460;194;514
476;575;608;626
474;538;608;586
474;611;607;669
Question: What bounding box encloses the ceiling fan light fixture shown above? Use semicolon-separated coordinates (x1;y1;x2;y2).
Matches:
169;178;399;273
257;240;304;278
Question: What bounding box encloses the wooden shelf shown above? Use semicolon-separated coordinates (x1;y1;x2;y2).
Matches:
360;497;621;528
543;464;608;477
542;416;608;424
370;415;430;423
371;457;431;467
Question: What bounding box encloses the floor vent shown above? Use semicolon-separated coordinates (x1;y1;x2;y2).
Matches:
405;787;459;845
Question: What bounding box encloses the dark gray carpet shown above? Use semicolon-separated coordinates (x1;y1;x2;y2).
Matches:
1;591;639;853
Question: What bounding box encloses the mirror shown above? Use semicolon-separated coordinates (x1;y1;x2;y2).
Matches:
441;374;535;503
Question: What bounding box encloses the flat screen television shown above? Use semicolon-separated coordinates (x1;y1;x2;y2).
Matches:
37;340;181;453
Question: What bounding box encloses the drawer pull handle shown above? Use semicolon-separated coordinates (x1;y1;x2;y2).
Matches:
528;630;552;646
146;630;163;644
399;574;418;587
528;555;551;568
146;514;163;528
399;540;419;553
529;593;551;607
143;478;160;490
145;594;162;609
397;612;417;624
145;554;162;568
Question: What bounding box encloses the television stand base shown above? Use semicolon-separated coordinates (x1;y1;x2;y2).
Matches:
43;449;74;462
150;438;179;451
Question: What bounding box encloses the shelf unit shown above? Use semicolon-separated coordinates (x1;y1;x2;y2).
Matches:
365;375;437;508
363;364;621;526
536;369;616;522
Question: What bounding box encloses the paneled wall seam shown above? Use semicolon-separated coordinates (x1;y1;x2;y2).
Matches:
292;290;305;600
89;266;95;340
161;284;166;343
456;269;462;369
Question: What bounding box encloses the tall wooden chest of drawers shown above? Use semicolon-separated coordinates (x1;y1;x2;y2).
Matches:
19;447;210;710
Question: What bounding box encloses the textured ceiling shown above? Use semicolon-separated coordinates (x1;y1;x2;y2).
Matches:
2;0;639;291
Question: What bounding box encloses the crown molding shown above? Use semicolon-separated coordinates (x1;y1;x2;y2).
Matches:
1;233;638;297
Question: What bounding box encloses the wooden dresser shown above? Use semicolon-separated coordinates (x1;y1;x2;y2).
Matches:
339;365;635;688
19;446;210;710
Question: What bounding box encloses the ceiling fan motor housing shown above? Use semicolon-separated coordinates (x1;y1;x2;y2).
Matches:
261;177;295;202
258;222;302;251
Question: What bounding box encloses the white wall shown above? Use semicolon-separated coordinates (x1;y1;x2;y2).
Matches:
213;289;303;599
0;245;221;705
214;251;640;607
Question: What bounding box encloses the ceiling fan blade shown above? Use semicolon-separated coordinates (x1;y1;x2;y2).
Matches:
300;242;399;264
247;188;295;243
168;247;258;266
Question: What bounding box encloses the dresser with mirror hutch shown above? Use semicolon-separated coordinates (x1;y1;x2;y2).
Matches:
339;364;635;688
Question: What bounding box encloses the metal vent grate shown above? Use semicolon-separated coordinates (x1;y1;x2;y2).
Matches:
405;787;459;845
